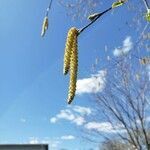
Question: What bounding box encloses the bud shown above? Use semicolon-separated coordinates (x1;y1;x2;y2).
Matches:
112;0;126;8
88;13;99;21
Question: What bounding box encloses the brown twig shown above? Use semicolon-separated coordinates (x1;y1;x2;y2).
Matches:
78;7;112;35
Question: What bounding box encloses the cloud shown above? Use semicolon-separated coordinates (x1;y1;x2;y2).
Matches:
72;105;92;115
84;122;125;133
50;105;92;126
57;109;75;121
61;135;75;140
50;106;126;134
29;137;60;149
113;36;133;57
44;140;60;148
76;70;107;95
50;108;85;126
50;117;57;123
72;116;86;125
29;137;39;144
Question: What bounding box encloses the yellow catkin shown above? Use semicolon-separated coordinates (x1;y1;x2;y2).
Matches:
63;27;78;75
67;34;78;104
41;16;49;37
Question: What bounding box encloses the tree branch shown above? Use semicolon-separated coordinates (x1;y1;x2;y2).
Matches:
142;0;149;10
78;7;112;35
46;0;53;16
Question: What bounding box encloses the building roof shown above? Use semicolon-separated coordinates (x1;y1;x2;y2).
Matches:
0;144;48;150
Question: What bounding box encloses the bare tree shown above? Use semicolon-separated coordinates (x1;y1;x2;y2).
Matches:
100;139;133;150
82;53;150;149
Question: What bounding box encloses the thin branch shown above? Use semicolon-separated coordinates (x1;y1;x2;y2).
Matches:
46;0;53;16
142;0;149;10
78;7;112;35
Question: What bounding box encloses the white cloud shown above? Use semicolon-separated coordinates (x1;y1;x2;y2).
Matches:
73;116;86;126
57;109;75;120
29;137;39;144
61;135;75;140
76;70;107;95
50;117;57;123
46;140;60;148
50;109;85;126
50;106;92;126
113;36;133;57
85;122;124;133
29;137;60;149
72;105;92;115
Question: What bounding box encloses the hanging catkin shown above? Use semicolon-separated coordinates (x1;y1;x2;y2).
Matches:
67;34;78;104
63;27;78;75
41;16;49;37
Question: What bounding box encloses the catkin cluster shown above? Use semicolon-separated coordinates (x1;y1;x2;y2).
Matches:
63;27;79;104
41;16;49;37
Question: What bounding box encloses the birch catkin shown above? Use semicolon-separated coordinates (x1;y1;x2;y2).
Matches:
63;27;78;75
41;16;49;37
67;35;78;104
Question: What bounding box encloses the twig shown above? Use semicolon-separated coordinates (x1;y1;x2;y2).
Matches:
78;7;112;35
46;0;53;16
142;0;149;10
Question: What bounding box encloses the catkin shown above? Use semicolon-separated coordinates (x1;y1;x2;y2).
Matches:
41;16;49;37
63;27;78;75
67;34;78;104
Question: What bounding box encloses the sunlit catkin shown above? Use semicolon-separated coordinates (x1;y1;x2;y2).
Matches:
67;35;78;104
63;27;78;75
41;16;49;37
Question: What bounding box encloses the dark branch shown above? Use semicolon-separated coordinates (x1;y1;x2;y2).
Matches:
78;7;112;35
142;0;149;10
46;0;53;16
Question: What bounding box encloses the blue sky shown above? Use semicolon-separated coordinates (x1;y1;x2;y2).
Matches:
0;0;149;149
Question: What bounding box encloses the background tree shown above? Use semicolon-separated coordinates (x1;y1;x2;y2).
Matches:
100;139;133;150
81;53;150;149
